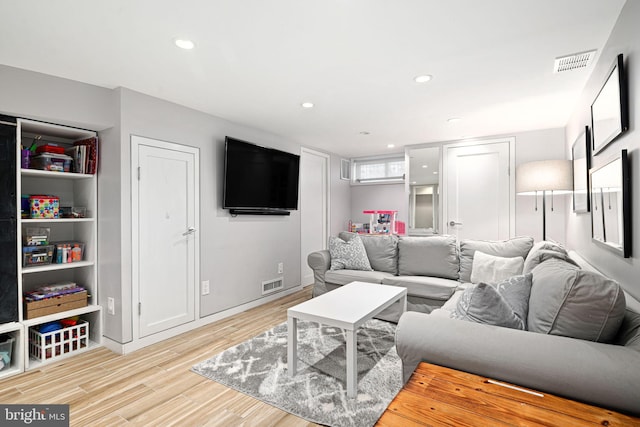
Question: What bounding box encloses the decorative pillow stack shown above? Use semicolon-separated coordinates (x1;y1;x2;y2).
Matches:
522;240;578;274
339;232;398;274
328;235;372;271
451;273;533;330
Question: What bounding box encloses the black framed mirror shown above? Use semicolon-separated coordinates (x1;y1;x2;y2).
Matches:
572;126;591;213
590;149;630;257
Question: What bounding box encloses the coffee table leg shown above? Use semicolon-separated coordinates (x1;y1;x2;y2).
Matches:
288;316;297;377
346;328;357;398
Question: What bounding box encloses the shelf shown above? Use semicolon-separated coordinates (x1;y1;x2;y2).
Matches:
22;261;94;274
21;218;94;224
21;305;101;327
21;169;94;180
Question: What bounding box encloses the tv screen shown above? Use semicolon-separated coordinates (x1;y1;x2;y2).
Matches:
223;137;300;213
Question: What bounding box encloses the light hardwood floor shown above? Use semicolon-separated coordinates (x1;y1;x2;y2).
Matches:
1;286;320;426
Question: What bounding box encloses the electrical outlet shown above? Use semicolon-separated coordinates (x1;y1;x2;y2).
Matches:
202;280;210;295
278;262;283;274
107;297;115;315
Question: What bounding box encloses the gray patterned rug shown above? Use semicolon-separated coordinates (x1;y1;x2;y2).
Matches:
191;319;402;427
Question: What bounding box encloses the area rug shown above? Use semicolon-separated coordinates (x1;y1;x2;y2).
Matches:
191;319;402;427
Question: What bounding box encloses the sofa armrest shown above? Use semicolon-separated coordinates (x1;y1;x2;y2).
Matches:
307;250;331;296
396;311;640;415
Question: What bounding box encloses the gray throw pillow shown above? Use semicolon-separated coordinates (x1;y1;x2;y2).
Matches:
523;240;569;274
398;235;459;280
339;232;398;274
451;276;531;330
459;236;534;283
528;259;626;343
328;235;373;271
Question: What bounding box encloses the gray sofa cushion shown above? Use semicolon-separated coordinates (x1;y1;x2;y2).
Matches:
398;235;459;279
451;273;532;330
528;259;626;343
382;276;459;300
459;236;533;283
339;232;398;274
328;235;372;271
325;269;394;286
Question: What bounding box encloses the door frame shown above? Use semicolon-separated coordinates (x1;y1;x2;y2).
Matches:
131;134;200;340
442;137;516;239
300;147;330;285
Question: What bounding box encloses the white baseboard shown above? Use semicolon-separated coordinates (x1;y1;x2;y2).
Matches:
102;285;304;355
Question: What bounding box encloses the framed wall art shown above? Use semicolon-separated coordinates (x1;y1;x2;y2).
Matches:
591;54;629;155
571;126;591;213
590;149;630;258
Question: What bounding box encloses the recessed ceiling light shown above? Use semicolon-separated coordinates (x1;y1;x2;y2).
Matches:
387;144;395;148
433;171;438;175
447;117;462;123
359;131;370;135
174;38;195;50
421;165;428;169
301;102;314;108
414;75;433;83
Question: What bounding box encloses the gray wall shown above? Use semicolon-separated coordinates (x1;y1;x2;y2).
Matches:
0;67;351;344
565;0;640;300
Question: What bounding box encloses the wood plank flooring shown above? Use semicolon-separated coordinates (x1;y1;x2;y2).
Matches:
1;286;320;426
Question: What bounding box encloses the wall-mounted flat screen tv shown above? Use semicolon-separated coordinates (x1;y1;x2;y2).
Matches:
223;137;300;215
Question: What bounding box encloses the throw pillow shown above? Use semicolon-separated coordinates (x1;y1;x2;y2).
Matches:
328;235;373;271
522;249;579;274
528;258;626;343
470;251;524;284
523;240;568;274
339;232;398;274
459;237;534;283
397;235;459;280
451;276;531;330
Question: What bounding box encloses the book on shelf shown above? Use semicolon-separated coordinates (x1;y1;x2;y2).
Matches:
65;137;98;174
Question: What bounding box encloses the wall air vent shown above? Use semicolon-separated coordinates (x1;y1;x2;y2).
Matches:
262;277;284;295
553;50;597;73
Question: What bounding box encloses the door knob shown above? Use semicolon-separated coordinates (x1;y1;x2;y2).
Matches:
182;227;196;236
449;221;463;227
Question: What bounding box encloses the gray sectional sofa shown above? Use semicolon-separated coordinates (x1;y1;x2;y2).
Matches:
307;233;640;415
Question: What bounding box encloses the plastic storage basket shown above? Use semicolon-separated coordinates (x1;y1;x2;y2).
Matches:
0;337;14;371
29;320;89;362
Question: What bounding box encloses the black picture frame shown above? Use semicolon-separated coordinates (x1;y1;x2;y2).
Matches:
591;54;629;155
571;126;591;213
590;149;631;258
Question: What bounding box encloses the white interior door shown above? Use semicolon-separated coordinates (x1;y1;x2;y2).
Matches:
132;135;199;338
443;138;514;241
300;148;330;286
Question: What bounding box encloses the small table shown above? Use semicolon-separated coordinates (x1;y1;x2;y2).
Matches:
287;281;407;398
376;362;640;426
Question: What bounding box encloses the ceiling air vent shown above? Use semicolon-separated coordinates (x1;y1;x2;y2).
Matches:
553;50;597;73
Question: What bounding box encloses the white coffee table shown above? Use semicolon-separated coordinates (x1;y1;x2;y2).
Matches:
287;281;407;398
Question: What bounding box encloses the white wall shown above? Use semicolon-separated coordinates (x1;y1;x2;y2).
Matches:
565;0;640;300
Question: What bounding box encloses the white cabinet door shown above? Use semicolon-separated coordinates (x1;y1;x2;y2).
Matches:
443;138;514;241
132;136;198;338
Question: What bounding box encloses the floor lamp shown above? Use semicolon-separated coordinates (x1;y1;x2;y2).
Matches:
516;160;573;241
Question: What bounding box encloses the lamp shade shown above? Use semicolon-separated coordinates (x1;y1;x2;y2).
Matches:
516;160;573;194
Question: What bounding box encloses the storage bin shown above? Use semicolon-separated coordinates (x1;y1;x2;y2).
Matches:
30;195;60;218
29;320;89;362
22;245;54;267
23;227;51;246
30;153;72;172
0;336;14;371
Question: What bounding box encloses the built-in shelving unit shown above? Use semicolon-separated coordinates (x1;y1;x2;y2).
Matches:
16;118;101;371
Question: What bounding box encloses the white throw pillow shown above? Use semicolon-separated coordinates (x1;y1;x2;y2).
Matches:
470;251;524;284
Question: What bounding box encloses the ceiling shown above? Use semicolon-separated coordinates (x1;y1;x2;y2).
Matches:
0;1;626;158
